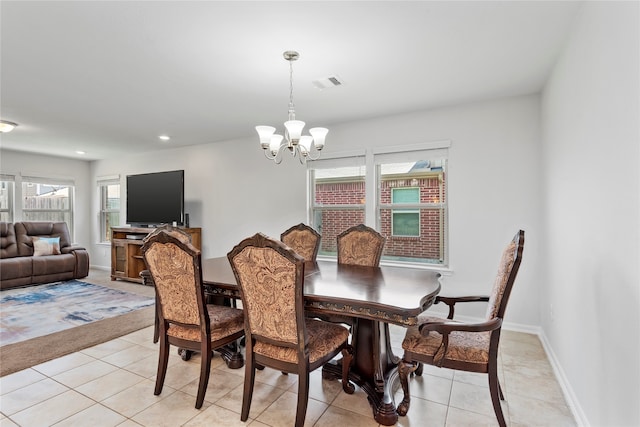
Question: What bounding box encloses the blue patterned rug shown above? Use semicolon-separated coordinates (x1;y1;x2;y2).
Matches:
0;280;154;346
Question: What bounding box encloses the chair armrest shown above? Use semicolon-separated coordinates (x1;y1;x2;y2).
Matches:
418;317;502;366
435;295;490;319
418;317;502;335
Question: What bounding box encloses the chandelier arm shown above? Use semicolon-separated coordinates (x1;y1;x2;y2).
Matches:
305;149;322;161
274;147;286;164
263;149;277;160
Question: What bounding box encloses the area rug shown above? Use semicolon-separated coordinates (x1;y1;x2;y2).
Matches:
1;280;154;346
0;280;156;376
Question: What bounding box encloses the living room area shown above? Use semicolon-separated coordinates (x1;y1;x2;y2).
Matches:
1;2;638;427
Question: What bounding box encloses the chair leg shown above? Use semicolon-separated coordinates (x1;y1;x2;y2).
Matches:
241;353;256;422
195;341;212;409
295;371;310;427
396;359;418;416
488;360;507;427
154;336;169;396
341;346;355;394
153;295;160;343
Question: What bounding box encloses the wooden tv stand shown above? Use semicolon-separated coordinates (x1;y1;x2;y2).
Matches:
110;226;202;284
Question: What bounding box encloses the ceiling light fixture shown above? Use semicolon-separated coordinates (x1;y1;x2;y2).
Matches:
256;51;328;164
159;135;170;141
0;120;18;133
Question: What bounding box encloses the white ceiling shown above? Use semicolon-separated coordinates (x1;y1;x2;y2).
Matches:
0;1;582;161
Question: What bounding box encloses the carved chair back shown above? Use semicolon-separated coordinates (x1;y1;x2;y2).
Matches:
281;223;321;262
337;224;385;267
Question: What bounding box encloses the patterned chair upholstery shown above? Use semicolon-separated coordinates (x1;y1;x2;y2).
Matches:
337;224;385;267
397;230;525;427
228;233;354;427
142;225;244;409
280;223;321;262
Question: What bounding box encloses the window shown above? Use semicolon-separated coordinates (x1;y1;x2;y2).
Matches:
98;177;120;243
377;158;447;265
309;143;449;267
0;175;15;222
22;176;74;238
390;187;420;237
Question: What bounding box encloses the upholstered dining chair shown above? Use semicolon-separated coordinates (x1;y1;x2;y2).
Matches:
337;223;385;267
228;233;354;427
396;230;525;427
280;223;321;262
141;225;245;409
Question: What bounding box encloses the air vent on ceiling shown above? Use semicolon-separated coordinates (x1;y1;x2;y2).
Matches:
312;75;344;90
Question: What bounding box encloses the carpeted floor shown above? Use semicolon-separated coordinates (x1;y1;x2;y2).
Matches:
0;269;157;377
1;280;154;345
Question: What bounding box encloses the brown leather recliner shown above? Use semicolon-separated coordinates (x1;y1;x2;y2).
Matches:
0;221;89;289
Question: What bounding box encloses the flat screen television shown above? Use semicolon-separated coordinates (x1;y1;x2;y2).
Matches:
126;170;184;227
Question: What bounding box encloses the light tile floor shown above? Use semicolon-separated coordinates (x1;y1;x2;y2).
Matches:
0;270;577;427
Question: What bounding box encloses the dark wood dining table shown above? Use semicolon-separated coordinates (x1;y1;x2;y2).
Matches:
200;257;441;426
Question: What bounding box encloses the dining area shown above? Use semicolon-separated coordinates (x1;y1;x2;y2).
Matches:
140;222;525;427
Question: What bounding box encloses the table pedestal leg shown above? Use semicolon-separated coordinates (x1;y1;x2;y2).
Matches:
216;342;244;369
322;318;400;426
177;342;244;369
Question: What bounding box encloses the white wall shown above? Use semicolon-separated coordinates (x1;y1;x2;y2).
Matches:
541;2;640;426
89;136;309;267
325;95;542;326
89;94;542;328
0;150;92;247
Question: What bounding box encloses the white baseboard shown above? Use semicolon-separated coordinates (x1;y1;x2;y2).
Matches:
90;265;110;272
537;331;589;427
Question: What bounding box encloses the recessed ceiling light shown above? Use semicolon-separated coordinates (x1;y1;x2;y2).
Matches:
0;120;18;133
75;150;86;155
159;135;170;141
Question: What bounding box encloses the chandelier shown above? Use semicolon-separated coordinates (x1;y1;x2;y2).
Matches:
256;51;328;164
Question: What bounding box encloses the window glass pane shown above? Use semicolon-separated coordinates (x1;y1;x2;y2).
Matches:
315;209;366;257
100;182;120;242
312;165;366;257
314;166;366;206
22;182;72;209
0;179;13;222
22;180;74;239
106;184;120;209
380;207;446;263
23;211;72;223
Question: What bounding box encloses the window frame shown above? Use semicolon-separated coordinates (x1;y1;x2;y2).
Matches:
0;174;15;223
98;176;121;243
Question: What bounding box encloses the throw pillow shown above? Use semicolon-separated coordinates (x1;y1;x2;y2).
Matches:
33;236;61;256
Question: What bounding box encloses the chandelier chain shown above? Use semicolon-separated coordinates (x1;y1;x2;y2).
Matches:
288;59;295;121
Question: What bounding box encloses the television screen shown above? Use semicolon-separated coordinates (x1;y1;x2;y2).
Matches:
126;170;184;227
